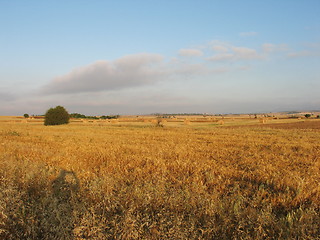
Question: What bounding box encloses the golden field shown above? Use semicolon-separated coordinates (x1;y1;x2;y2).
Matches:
0;116;319;239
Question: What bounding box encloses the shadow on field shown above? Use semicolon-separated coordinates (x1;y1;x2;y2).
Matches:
51;169;80;239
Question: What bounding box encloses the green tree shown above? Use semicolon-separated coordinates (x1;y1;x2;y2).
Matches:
70;113;86;119
44;106;70;126
23;113;29;118
305;114;311;118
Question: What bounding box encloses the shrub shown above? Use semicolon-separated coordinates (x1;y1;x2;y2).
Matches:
44;106;70;126
23;113;29;118
155;117;165;127
304;114;311;118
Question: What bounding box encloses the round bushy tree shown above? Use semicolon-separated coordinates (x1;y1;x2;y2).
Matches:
44;106;70;126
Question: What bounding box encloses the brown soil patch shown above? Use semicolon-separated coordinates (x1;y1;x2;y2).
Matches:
230;120;320;130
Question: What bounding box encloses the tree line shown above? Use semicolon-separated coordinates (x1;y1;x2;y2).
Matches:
23;106;119;126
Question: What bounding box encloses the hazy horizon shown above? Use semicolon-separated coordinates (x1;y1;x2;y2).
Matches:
1;1;319;116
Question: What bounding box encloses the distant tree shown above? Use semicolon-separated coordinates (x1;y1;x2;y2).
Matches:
317;115;320;119
304;114;312;119
44;106;70;126
70;113;86;119
23;113;29;118
100;115;119;119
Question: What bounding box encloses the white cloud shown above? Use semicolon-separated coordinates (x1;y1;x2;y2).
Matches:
174;63;208;75
3;37;320;116
238;65;252;71
175;63;228;75
208;45;262;61
262;43;276;53
207;53;234;61
0;91;16;101
178;48;203;57
239;31;258;37
287;50;312;58
232;47;262;60
212;45;229;53
41;53;167;94
305;42;320;49
262;43;288;53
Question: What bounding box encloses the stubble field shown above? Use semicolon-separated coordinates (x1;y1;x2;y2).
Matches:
0;117;319;239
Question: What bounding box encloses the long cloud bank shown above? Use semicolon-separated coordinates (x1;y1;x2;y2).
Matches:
40;40;314;96
42;53;167;94
2;39;319;116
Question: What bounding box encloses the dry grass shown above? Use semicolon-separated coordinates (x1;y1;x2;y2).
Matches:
0;119;319;239
259;118;266;124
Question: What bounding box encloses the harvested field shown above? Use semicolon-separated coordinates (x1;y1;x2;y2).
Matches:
257;120;320;129
228;119;320;129
0;119;319;239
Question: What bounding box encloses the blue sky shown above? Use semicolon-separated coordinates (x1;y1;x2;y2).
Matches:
1;0;319;115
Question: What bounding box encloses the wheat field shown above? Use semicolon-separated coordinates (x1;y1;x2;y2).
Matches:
0;117;319;239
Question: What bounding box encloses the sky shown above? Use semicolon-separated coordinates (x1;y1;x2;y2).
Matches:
1;0;320;116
